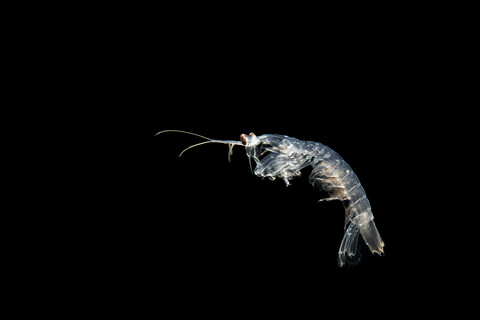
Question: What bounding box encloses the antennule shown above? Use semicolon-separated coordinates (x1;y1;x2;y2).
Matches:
155;130;213;141
178;141;214;157
155;129;243;157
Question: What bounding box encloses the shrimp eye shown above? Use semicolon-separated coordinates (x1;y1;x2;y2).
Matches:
249;132;255;136
240;134;247;145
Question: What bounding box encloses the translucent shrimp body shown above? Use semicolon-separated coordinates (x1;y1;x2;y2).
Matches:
242;133;385;266
158;130;385;266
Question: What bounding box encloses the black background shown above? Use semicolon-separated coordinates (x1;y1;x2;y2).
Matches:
109;112;446;311
76;5;452;312
112;99;446;309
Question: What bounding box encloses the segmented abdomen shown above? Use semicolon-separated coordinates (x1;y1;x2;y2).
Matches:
309;146;384;266
251;135;384;266
309;146;361;207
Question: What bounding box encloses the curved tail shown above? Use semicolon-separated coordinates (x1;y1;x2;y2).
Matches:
338;222;361;267
338;219;385;267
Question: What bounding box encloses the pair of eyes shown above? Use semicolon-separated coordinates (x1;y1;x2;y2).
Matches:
240;132;255;145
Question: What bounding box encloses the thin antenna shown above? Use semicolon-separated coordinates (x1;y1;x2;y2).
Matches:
155;129;243;157
155;130;213;141
179;141;215;157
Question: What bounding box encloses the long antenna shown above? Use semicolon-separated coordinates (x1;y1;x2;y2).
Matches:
178;141;215;157
155;129;213;141
155;129;243;157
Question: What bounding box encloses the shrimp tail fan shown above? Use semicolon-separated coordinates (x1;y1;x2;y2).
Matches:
338;220;385;267
338;222;361;267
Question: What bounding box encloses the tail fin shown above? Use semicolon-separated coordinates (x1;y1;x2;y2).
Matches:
338;222;361;267
358;220;385;256
338;220;385;267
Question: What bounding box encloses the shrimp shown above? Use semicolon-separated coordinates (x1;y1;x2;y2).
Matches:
156;130;385;267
